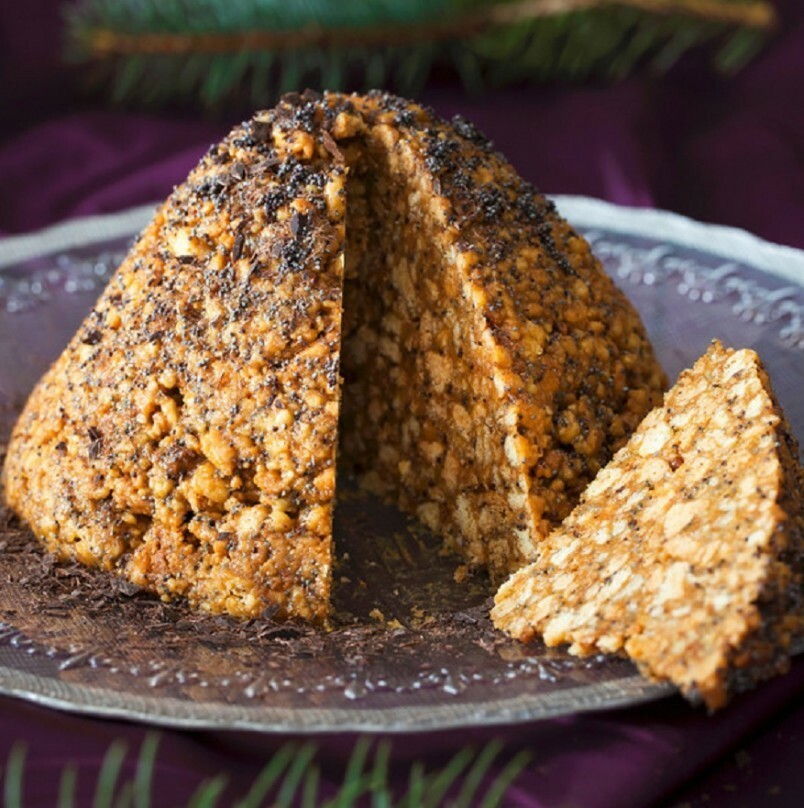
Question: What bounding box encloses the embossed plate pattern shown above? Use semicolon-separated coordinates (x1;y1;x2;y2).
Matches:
0;195;801;732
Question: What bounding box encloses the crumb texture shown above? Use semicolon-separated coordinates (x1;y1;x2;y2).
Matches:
2;92;665;620
492;341;804;709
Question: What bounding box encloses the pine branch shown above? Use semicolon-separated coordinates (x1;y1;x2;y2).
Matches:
64;0;779;110
74;0;776;55
0;734;531;807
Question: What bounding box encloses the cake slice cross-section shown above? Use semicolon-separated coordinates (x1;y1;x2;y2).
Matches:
492;340;804;708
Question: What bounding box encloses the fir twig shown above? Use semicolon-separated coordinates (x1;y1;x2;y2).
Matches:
0;733;523;807
65;0;779;110
75;0;776;55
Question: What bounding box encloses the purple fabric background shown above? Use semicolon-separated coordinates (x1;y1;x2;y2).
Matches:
1;2;803;806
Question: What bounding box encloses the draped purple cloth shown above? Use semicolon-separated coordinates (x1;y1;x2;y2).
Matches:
1;2;803;805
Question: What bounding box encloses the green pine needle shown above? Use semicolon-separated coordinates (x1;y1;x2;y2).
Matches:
186;775;228;808
399;760;426;808
233;741;297;808
3;744;26;808
715;26;767;72
93;740;128;808
133;734;159;808
63;0;778;112
58;765;79;808
369;740;393;807
275;742;318;808
422;747;476;808
479;749;531;808
301;763;321;808
114;781;134;808
454;738;503;808
330;737;371;807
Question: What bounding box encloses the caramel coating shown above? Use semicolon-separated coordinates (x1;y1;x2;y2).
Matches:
3;92;666;620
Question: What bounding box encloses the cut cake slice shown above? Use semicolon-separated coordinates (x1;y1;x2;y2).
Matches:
492;340;804;709
3;92;666;621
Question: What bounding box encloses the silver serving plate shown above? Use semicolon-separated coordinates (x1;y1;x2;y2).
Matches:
0;196;801;733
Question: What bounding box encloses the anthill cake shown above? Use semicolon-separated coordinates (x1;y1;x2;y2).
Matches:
492;341;804;708
2;91;666;621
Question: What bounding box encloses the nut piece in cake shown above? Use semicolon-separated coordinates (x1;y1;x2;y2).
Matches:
492;340;804;709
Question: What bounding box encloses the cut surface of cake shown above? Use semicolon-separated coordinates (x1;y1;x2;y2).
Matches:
2;92;666;621
492;341;804;709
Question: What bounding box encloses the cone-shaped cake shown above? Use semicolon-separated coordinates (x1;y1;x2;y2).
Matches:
3;92;666;621
493;341;803;708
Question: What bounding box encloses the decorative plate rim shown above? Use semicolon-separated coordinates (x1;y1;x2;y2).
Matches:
552;195;804;287
0;659;675;734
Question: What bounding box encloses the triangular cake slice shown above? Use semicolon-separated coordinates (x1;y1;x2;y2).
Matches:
492;341;803;708
3;92;666;621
